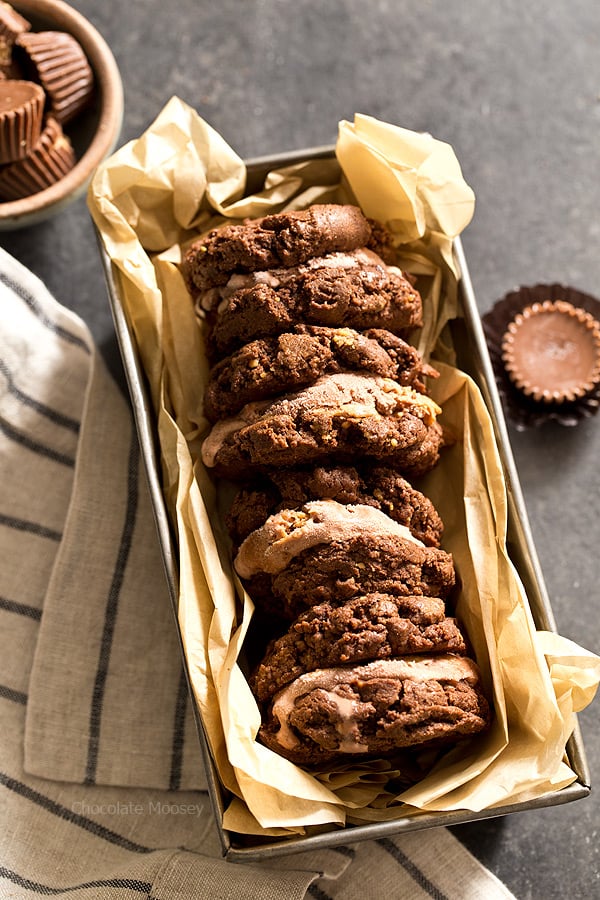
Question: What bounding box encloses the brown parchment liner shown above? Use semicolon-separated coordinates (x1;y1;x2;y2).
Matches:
88;99;600;837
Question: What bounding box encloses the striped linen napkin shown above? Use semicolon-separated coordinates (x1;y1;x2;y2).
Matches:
0;246;516;899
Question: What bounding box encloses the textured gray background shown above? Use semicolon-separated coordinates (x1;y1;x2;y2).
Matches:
3;2;599;897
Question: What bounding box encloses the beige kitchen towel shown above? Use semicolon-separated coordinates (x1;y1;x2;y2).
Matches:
0;246;516;897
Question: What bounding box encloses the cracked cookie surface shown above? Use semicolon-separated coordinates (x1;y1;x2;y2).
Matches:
183;204;374;293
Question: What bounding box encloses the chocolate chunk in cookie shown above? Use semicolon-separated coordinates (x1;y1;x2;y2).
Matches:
201;373;443;479
183;204;373;293
251;593;467;703
258;655;491;766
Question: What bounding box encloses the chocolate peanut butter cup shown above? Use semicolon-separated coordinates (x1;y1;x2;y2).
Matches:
0;52;23;80
0;5;29;87
0;1;31;44
15;30;94;124
0;114;75;200
483;284;600;427
501;300;600;405
0;78;44;163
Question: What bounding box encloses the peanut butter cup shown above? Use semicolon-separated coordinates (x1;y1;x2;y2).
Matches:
0;114;76;200
0;78;44;163
0;1;30;44
0;1;28;79
501;300;600;404
15;30;94;124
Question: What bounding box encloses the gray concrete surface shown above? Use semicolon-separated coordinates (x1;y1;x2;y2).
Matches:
3;2;599;897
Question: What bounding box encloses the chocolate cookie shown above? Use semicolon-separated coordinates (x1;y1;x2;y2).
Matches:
262;537;455;618
202;249;422;360
234;501;455;619
204;326;437;421
183;204;373;293
258;655;491;767
251;593;467;703
201;373;444;479
226;463;444;549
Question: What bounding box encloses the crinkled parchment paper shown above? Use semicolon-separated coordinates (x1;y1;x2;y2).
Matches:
88;99;600;837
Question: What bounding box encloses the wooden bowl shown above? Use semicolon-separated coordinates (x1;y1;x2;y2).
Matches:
0;0;123;229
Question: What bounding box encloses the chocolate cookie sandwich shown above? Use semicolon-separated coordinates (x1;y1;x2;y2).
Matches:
203;248;422;361
183;203;374;293
258;655;490;767
226;463;444;549
234;501;456;619
204;325;437;422
251;592;467;704
201;372;443;479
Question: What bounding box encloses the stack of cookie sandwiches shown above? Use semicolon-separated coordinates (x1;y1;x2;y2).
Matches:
183;203;490;769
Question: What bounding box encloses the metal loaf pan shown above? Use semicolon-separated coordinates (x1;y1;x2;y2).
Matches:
97;146;590;862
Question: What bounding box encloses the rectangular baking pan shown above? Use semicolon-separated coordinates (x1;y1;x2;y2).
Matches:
96;146;591;862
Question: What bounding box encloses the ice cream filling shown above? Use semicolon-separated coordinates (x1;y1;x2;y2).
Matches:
199;247;402;311
234;499;425;578
201;372;441;468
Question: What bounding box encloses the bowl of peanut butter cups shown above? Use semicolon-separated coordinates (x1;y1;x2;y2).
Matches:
0;0;123;228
